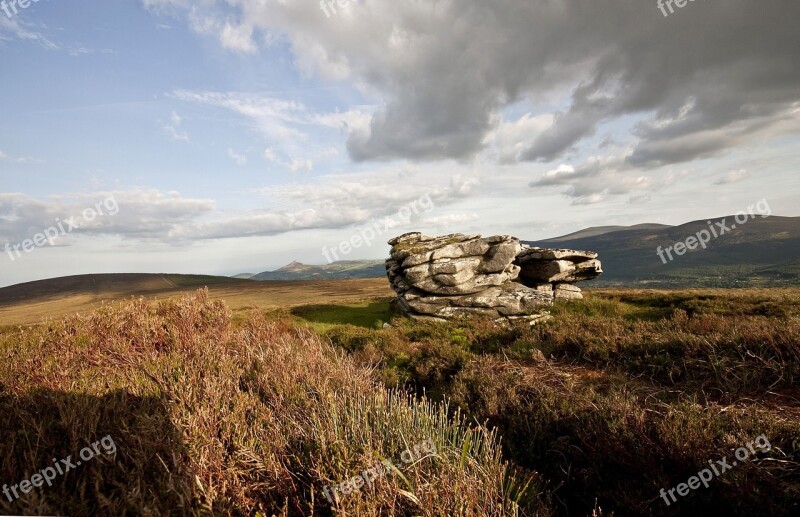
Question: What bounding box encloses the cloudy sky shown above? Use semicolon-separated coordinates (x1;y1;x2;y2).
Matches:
1;0;799;287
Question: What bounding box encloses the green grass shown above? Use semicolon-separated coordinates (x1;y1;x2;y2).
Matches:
291;298;393;332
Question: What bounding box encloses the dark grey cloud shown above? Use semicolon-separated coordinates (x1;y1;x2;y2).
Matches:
149;0;800;167
520;1;800;165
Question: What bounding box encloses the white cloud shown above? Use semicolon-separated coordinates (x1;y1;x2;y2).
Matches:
0;15;59;50
0;189;215;244
228;148;248;166
530;153;658;205
714;169;749;185
0;149;44;164
220;21;257;53
483;112;555;163
163;111;189;141
288;159;313;173
419;213;479;227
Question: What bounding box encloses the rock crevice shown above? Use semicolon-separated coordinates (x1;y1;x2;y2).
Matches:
386;232;602;323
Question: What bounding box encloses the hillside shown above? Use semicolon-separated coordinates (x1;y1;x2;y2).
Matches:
0;274;391;326
250;259;385;281
526;216;800;287
0;273;243;307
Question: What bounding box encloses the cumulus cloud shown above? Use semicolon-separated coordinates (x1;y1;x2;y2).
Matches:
288;159;313;173
0;190;215;244
144;0;800;167
1;167;481;246
167;166;478;240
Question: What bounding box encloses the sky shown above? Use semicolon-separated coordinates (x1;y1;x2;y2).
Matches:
1;0;799;287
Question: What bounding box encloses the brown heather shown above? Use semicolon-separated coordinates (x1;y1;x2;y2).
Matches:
323;288;800;516
0;289;544;516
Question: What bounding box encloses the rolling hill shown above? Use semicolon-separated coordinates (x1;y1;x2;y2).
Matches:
0;273;391;326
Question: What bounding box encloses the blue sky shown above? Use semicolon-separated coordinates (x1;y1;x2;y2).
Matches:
1;0;799;287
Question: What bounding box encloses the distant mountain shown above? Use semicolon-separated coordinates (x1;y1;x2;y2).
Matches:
232;273;255;279
250;260;386;281
542;223;673;243
525;216;800;287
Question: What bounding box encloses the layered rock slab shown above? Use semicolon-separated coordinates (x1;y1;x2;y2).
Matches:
398;283;554;320
515;246;603;300
386;232;521;296
387;233;540;323
387;233;602;323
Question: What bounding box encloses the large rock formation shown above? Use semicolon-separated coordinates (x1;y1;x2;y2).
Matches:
386;232;602;323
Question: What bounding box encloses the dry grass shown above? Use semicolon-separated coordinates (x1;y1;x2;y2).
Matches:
0;289;544;516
